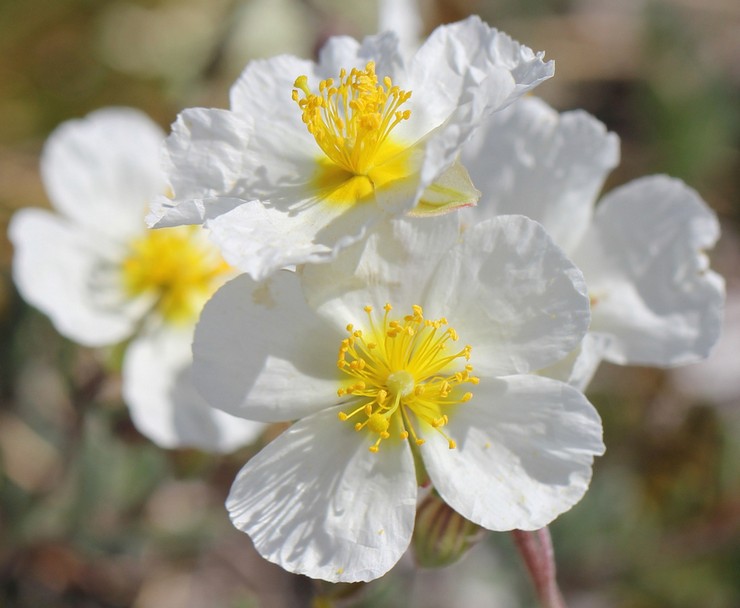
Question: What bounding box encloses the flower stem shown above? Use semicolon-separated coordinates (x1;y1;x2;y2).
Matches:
511;527;566;608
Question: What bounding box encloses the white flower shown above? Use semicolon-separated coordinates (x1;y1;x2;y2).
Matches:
462;97;725;388
8;107;263;453
192;214;604;582
150;16;554;280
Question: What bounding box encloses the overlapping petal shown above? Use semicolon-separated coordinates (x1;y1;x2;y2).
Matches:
425;216;591;376
123;329;264;452
462;96;723;375
149;108;254;227
302;214;591;376
573;175;724;366
422;375;604;531
193;272;342;422
462;96;619;252
226;405;417;583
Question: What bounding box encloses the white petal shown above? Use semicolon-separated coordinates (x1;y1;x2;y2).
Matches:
193;272;342;422
538;332;612;391
227;405;417;582
403;19;554;213
123;329;264;452
462;97;620;252
301;214;461;321
230;53;314;124
406;16;553;137
41;107;165;239
422;375;604;531
205;198;383;281
377;0;423;56
160;107;253;216
573;175;725;366
427;215;591;375
8;208;139;346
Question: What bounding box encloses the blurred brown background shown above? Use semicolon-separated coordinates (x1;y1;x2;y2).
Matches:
1;0;739;606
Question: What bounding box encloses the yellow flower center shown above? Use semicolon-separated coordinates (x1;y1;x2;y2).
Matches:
121;226;231;324
336;304;478;453
292;62;413;205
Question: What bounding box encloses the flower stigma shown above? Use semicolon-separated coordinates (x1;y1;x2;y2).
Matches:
121;226;230;324
292;62;413;205
336;304;478;453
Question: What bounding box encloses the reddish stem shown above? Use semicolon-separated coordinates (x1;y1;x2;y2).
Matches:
511;527;566;608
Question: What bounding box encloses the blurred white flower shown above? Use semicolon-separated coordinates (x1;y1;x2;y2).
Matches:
191;214;603;582
150;16;554;280
377;0;423;57
462;97;725;388
9;108;263;452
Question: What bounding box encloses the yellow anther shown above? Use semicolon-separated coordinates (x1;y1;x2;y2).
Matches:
367;413;390;435
291;62;412;175
364;305;373;313
448;439;456;450
338;412;348;421
335;304;478;458
293;75;311;96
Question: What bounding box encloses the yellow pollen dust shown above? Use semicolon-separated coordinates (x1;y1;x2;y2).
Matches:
292;62;412;178
336;303;478;454
121;226;231;324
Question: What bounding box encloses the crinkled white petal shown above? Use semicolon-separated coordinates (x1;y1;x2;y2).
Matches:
404;18;554;202
422;375;604;531
193;272;341;422
8;208;139;346
301;214;461;323
41;107;165;239
205;198;382;281
573;175;725;366
462;96;620;252
149;108;254;227
123;329;264;452
538;333;613;391
405;16;553;138
227;405;417;583
426;215;591;375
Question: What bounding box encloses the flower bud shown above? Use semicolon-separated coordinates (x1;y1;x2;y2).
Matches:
412;491;487;568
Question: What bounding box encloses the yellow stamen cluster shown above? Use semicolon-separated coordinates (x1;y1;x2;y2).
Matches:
121;226;231;324
336;303;478;453
292;62;412;176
